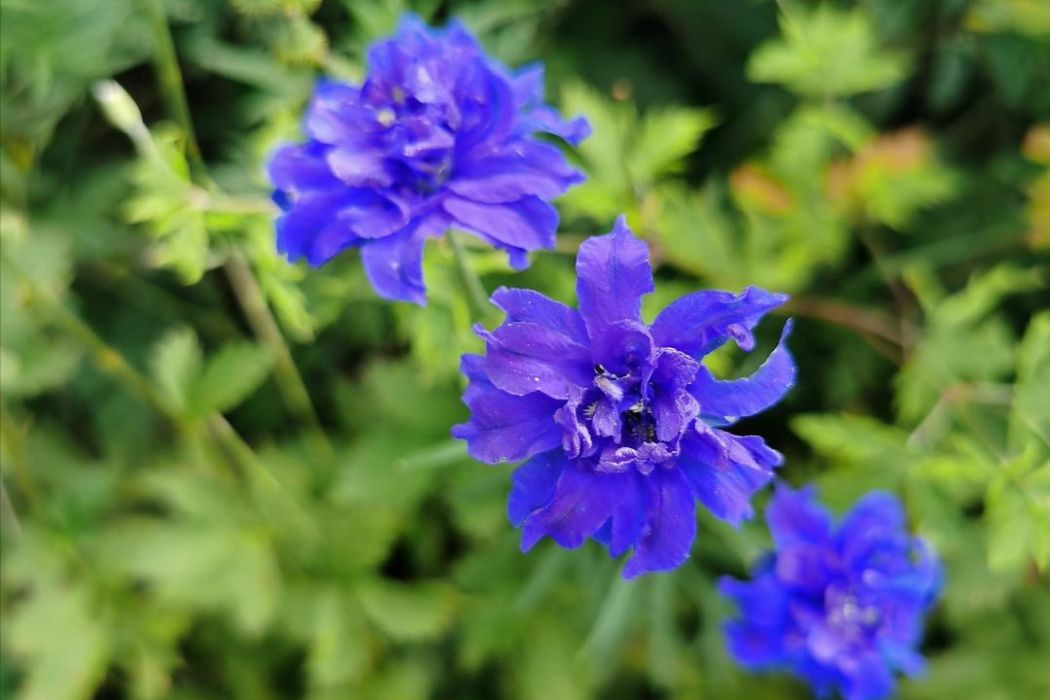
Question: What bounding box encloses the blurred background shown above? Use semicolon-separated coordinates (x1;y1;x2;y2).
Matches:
1;0;1047;698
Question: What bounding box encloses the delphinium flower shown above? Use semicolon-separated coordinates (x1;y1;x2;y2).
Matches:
452;217;795;578
719;485;942;700
268;14;589;304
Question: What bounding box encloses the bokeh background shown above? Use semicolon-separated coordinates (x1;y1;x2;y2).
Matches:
1;0;1048;698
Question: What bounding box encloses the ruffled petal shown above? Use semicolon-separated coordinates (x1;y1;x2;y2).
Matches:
718;573;791;625
448;141;584;203
268;142;340;192
451;356;563;464
326;146;393;187
841;652;896;700
678;425;781;526
359;215;445;305
519;463;624;550
489;287;588;344
444;195;558;253
276;190;362;265
336;189;408;239
605;470;647;557
836;491;905;550
593;319;653;375
723;620;790;669
575;217;654;348
766;484;834;549
304;80;368;144
651;286;788;359
510;63;591;145
477;321;593;399
691;320;796;424
622;466;696;578
507;451;567;526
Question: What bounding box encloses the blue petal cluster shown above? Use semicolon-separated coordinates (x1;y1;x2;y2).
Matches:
719;486;942;700
452;218;795;578
268;15;589;304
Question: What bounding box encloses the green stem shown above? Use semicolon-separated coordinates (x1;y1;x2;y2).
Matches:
223;252;331;458
142;1;328;454
144;0;205;175
0;408;39;510
2;253;317;530
449;231;491;320
0;477;21;539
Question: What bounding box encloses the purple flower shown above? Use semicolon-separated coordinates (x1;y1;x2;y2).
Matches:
719;486;942;700
451;217;795;578
267;14;589;305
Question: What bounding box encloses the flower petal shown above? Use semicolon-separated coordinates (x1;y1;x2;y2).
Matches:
359;215;445;305
678;425;781;526
489;287;588;344
448;141;584;203
622;466;696;578
451;356;563;464
444;195;558;253
765;484;833;549
507;451;567;526
691;320;796;424
575;217;654;348
276;190;362;265
651;286;788;358
268;142;340;192
477;321;593;399
519;463;622;551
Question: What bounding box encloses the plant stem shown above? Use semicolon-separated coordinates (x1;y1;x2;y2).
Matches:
223;252;331;457
144;0;205;175
783;295;915;363
0;409;39;510
0;478;21;539
448;231;491;320
2;253;318;527
143;0;328;454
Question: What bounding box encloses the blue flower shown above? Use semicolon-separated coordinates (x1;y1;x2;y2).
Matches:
452;217;795;578
719;486;942;700
268;14;589;305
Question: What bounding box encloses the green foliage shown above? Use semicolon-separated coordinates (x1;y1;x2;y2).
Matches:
2;1;1048;699
748;5;910;97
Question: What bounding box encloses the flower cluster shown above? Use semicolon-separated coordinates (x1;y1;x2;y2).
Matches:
268;15;589;304
272;15;944;690
452;218;795;578
719;486;942;700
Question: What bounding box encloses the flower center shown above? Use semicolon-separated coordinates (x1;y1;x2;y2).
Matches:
826;586;882;639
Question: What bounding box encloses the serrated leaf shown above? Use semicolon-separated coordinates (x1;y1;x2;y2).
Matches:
792;413;912;466
190;341;273;415
116;523;281;636
1012;312;1050;447
986;450;1050;573
627;107;716;184
356;579;459;642
748;6;909;97
6;579;111;700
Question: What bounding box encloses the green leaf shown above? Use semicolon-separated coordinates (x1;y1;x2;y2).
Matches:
5;579;111;700
748;6;909;97
149;328;202;413
190;341;274;415
356;579;459;642
1012;312;1050;447
792;413;912;467
626;107;717;185
114;520;281;636
305;588;371;690
986;448;1050;573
